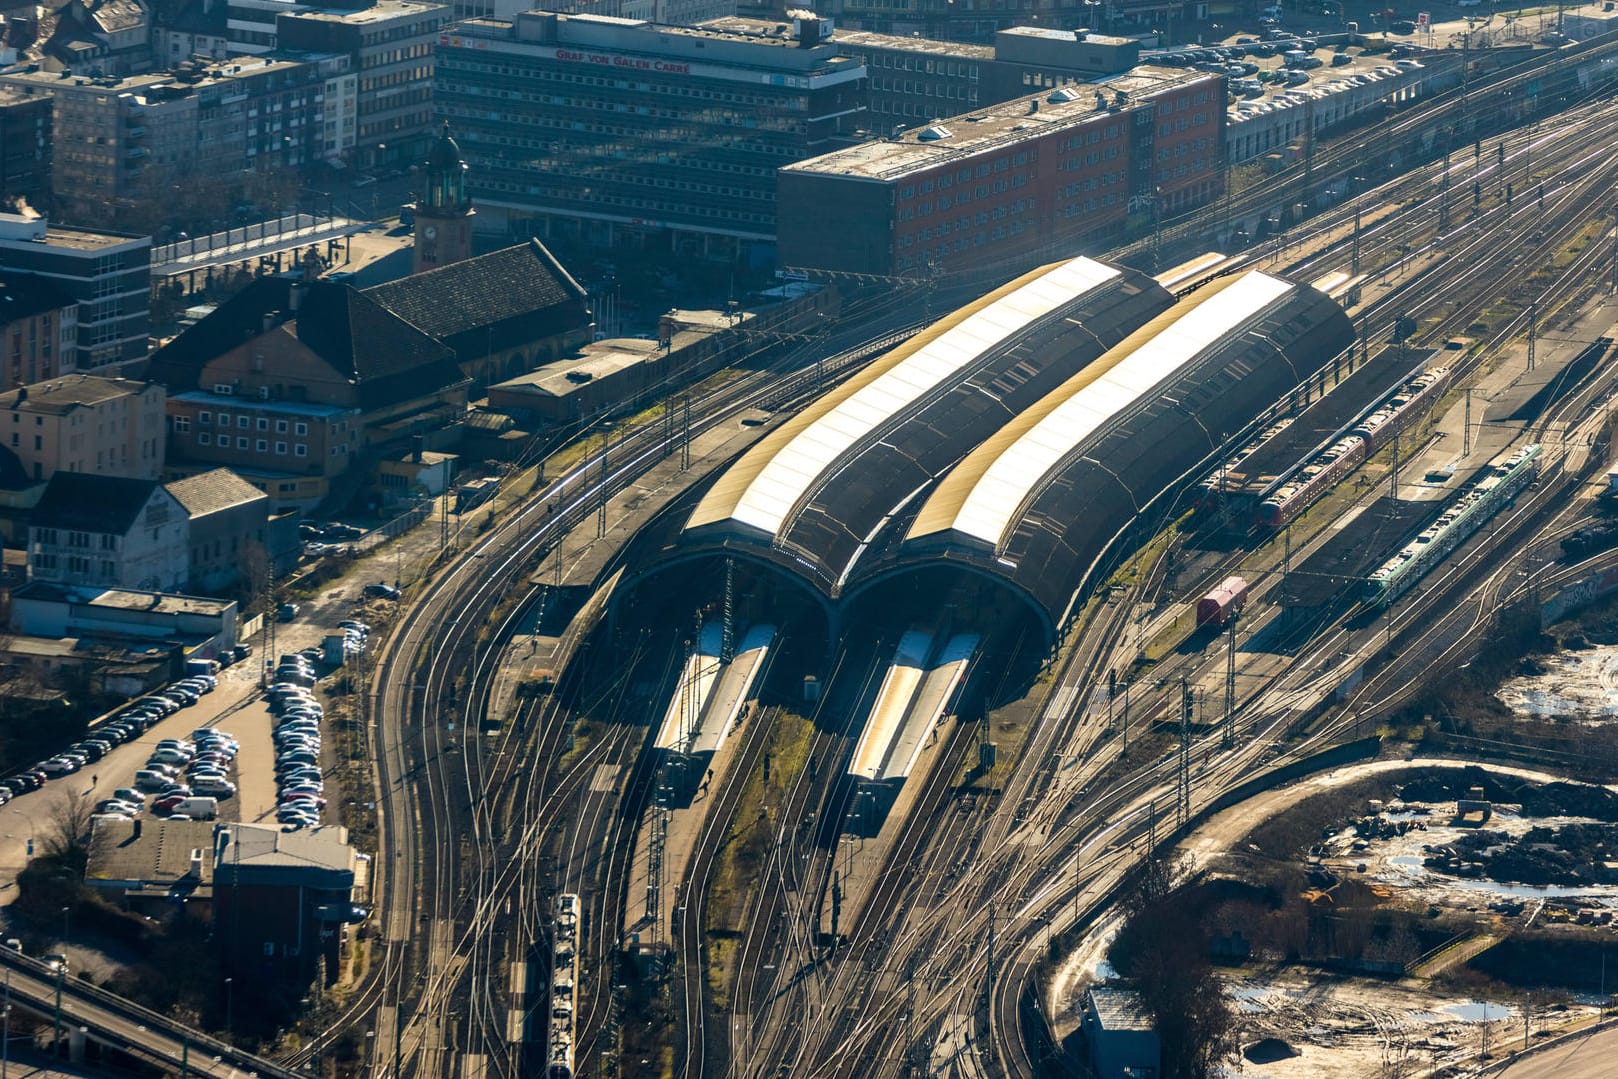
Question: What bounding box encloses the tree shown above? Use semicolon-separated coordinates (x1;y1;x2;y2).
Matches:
1109;857;1241;1079
41;787;96;871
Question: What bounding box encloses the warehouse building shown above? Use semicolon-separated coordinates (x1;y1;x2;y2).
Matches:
776;66;1223;278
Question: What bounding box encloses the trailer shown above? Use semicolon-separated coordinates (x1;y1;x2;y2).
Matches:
1196;576;1249;628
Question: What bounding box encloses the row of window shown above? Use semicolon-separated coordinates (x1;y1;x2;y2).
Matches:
197;434;309;456
899;153;1027;198
32;553;115;577
33;528;116;550
195;411;311;435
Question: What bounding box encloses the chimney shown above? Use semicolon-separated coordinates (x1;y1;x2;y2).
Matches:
261;311;275;333
190;848;203;878
1028;98;1039;114
12;386;25;407
132;817;142;839
796;14;822;46
411;434;424;464
289;281;305;313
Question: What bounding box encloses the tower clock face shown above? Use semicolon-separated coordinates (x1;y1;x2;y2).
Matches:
424;225;438;240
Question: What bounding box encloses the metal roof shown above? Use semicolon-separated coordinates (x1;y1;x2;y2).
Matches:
944;271;1294;548
724;256;1122;536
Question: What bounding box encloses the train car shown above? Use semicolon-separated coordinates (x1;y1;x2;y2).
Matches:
548;893;582;1079
1351;367;1452;450
1196;576;1249;627
1196;418;1294;510
1258;435;1368;529
1365;444;1541;605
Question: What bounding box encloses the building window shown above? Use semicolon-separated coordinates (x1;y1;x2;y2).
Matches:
294;422;308;436
276;441;287;455
257;439;268;452
173;416;191;433
294;443;307;457
237;436;249;450
237;416;249;429
276;420;289;434
217;412;229;426
199;433;212;446
199;411;211;425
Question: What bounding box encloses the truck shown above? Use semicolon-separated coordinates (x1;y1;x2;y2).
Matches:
1196;576;1249;628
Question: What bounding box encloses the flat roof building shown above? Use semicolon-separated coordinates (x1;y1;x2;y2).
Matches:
434;11;867;258
276;0;451;170
0;210;151;370
777;66;1224;277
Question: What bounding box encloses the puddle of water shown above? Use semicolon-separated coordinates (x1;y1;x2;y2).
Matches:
1440;1000;1514;1023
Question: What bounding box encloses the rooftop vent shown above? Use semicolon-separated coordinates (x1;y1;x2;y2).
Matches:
916;124;952;141
1048;86;1082;103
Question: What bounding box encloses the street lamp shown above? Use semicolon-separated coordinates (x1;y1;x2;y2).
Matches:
225;976;234;1038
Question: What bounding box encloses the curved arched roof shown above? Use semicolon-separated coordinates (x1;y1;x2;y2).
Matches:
911;271;1294;550
900;270;1356;630
682;255;1174;592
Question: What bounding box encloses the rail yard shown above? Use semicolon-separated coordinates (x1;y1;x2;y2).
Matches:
247;26;1618;1079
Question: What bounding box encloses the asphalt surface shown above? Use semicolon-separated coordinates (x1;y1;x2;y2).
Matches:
1489;1023;1618;1079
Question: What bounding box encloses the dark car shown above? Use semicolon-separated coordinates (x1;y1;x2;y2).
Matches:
363;583;402;601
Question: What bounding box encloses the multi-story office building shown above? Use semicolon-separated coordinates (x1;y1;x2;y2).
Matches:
717;22;1140;132
445;0;733;25
0;374;166;483
818;0;1192;44
0;209;151;370
434;11;866;259
276;0;450;170
2;56;336;213
0;89;52;212
777;67;1223;277
0;276;76;393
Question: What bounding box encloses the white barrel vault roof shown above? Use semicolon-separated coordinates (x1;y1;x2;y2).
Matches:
945;271;1296;548
724;256;1123;536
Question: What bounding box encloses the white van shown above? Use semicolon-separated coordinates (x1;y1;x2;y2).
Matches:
192;778;236;798
174;796;218;820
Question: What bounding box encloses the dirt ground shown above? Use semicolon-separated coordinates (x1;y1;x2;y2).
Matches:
1225;966;1596;1079
1496;642;1618;723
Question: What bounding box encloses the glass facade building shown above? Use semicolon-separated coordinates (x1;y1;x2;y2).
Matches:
434;12;867;256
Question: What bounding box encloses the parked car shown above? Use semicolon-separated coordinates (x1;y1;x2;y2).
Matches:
112;788;146;806
135;770;175;791
363;582;402;601
39;759;78;777
278;602;300;622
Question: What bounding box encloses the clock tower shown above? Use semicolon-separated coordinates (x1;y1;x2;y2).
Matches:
412;122;475;274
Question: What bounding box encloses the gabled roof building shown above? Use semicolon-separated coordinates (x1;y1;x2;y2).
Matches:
149;278;470;511
365;238;592;391
28;471;189;591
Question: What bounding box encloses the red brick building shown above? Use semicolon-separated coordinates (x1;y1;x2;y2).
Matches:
777;67;1224;278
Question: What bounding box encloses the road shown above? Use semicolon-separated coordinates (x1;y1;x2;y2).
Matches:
1488;1023;1618;1079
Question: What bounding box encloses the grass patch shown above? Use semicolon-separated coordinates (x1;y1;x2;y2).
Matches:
704;709;814;934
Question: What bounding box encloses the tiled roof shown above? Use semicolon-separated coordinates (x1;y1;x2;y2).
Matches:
165;467;265;517
291;282;465;409
32;472;169;533
366;239;590;357
148;278;467;411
